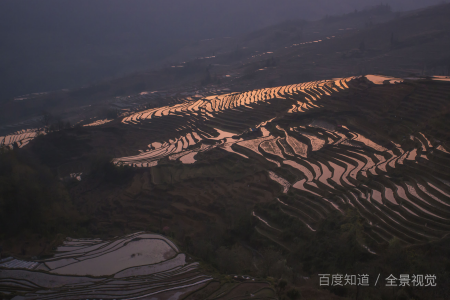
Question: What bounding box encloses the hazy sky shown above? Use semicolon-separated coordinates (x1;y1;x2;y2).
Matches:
1;0;443;39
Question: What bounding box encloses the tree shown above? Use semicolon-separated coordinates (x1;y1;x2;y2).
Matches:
256;248;292;278
201;68;212;86
0;147;82;237
286;288;301;300
390;32;395;49
56;119;65;131
278;279;288;292
41;111;53;127
216;245;253;274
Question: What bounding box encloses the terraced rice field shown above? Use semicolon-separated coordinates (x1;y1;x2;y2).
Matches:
83;119;113;127
110;75;450;250
0;129;44;149
113;78;351;166
0;232;211;299
3;75;449;298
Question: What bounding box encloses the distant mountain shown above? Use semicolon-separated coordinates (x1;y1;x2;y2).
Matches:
1;2;450;129
0;0;444;102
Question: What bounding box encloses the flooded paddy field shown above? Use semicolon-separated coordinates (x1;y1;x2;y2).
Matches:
101;75;450;251
18;75;447;249
0;231;278;299
0;233;212;299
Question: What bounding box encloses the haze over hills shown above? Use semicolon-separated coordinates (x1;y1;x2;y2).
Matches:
1;3;450;130
0;0;445;102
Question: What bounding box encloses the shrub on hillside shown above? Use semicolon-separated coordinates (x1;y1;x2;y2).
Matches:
88;155;134;184
0;147;82;237
216;245;253;274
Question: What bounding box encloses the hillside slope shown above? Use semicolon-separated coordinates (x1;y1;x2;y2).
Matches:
2;75;450;299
